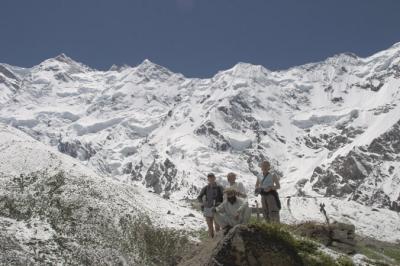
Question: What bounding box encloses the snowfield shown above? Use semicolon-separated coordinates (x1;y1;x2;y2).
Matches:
1;43;400;247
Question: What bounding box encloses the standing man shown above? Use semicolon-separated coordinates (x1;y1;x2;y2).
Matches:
226;172;247;198
197;173;224;238
255;161;281;223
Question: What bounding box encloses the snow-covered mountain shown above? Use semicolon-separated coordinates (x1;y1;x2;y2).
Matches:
1;44;400;243
0;124;202;264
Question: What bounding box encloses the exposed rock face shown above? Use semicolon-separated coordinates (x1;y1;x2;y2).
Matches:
57;139;97;161
123;160;144;181
368;120;400;156
311;120;400;209
145;158;178;194
217;93;271;144
354;79;384;92
303;126;364;151
312;149;371;197
207;225;304;266
371;103;397;116
195;121;230;151
0;65;19;81
0;65;20;102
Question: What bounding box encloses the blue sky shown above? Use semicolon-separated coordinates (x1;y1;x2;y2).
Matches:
1;0;400;77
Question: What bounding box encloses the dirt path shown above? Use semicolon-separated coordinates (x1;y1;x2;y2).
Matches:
178;233;223;266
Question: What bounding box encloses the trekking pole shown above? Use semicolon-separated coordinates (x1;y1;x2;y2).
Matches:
319;203;330;225
255;200;260;221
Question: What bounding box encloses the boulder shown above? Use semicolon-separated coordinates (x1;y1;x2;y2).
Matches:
295;222;356;254
207;224;304;266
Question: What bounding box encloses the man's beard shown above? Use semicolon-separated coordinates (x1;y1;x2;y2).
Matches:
227;196;237;204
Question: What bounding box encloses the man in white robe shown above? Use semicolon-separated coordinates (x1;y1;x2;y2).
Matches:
214;187;252;235
226;172;247;198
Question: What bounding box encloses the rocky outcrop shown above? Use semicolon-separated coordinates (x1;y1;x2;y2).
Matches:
145;158;178;194
311;120;400;209
208;225;303;266
0;65;19;81
368;120;400;157
204;223;350;266
303;126;364;151
0;65;20;97
123;160;145;181
194;121;230;151
217;94;270;144
57;139;97;161
295;222;356;254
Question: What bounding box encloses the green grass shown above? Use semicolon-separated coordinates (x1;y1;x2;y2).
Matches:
336;256;357;266
119;214;192;266
191;228;210;242
382;246;400;263
249;220;355;266
357;244;399;266
263;219;400;266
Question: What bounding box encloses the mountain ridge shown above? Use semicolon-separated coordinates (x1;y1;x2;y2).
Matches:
1;42;400;243
2;41;400;78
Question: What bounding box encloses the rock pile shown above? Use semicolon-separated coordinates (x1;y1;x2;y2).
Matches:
295;221;356;254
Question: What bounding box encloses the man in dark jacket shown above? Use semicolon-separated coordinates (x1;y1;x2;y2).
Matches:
197;173;224;238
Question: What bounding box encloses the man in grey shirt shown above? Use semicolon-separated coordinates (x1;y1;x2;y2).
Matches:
197;173;224;238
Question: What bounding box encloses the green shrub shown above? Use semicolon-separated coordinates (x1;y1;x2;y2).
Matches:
336;255;355;266
357;244;399;266
119;214;192;266
249;220;355;266
382;246;400;264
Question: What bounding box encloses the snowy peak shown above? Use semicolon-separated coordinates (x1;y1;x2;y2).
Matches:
222;62;270;77
211;62;271;89
138;58;158;67
135;59;164;73
324;52;361;67
129;59;184;81
235;62;270;74
37;53;92;75
42;53;77;66
54;53;74;63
